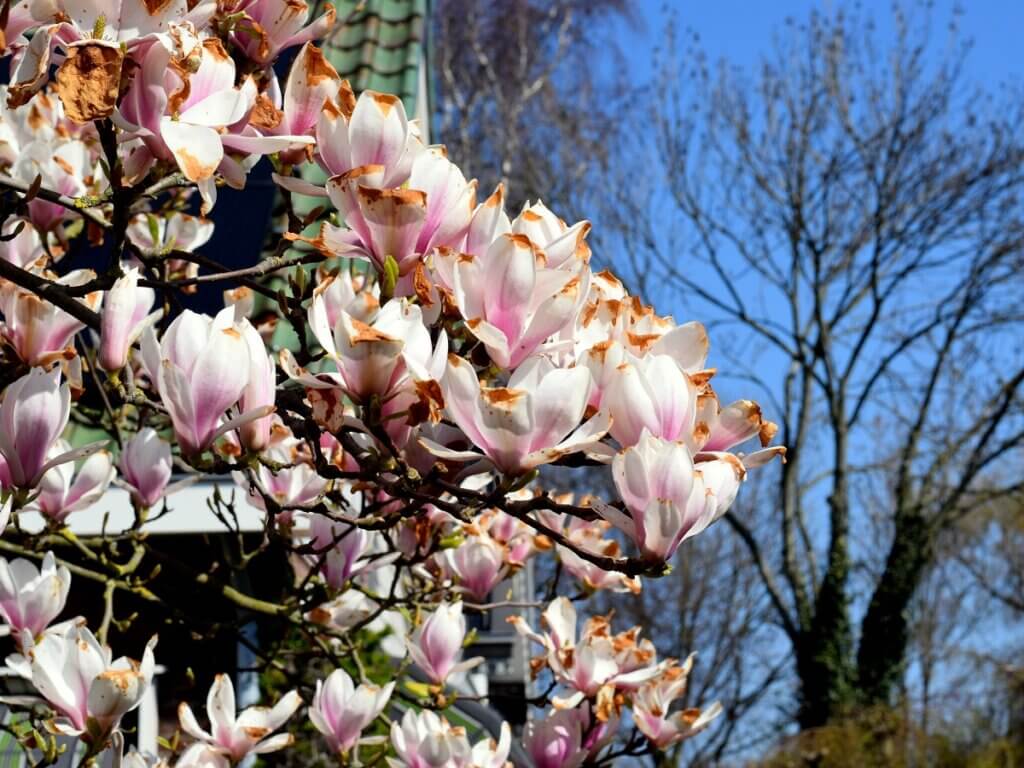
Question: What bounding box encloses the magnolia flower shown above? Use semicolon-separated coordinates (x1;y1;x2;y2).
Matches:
601;351;697;448
323;147;474;277
233;421;326;515
118;37;311;212
0;218;44;268
406;601;482;686
445;533;508;602
424;354;609;476
6;139;95;232
178;674;301;763
633;657;722;749
175;744;230;768
510;597;664;717
524;704;618;766
28;624;156;740
0;551;70;642
312;269;380;326
227;0;336;66
127;211;214;255
389;710;511;768
250;43;339;165
555;517;641;594
449;233;588;369
309;668;394;755
307;516;381;589
0;366;98;490
237;320;275;452
98;267;159;372
34;441;115;523
147;307;259;457
600;431;716;561
118;428;175;509
286;81;421;191
0;270;101;366
511;199;591;270
692;393;786;471
304;295;446;402
522;709;587;768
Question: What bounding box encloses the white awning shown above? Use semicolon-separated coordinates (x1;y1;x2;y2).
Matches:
16;482;307;536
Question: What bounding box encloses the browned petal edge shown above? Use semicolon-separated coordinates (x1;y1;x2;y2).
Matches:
54;43;124;124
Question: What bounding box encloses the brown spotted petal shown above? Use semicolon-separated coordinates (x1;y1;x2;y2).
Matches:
55;42;124;124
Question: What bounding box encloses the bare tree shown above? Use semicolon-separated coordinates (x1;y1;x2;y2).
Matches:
607;5;1024;730
431;0;630;217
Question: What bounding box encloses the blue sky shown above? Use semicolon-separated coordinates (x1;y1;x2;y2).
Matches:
634;1;1024;84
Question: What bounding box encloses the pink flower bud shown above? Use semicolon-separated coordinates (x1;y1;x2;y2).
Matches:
35;440;115;523
405;601;482;686
0;551;70;641
99;267;158;372
309;668;394;755
118;428;172;509
0;366;70;489
178;674;300;762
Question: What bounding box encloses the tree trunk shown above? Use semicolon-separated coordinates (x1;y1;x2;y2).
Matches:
856;510;932;704
796;576;856;727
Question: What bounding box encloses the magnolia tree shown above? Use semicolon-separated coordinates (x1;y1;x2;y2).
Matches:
0;1;785;766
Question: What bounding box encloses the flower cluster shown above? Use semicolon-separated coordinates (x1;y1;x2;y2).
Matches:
0;5;786;766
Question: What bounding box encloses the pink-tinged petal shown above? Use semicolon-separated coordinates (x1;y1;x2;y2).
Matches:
511;272;587;369
440;355;490;451
525;362;590;451
281;43;339;134
525;409;611;470
650;321;709;372
178;701;213;742
612;432;654;512
542;597;577;649
589;498;636;539
184;39;236;108
349;90;409;170
161;310;210;377
332;311;403;400
159;361;200;456
7;25;54;107
248;732;294;755
99;267;150;372
160;119;223;182
740;446;787;469
0;367;69;488
179;89;253;128
605;361;657;447
465;184;511;257
272;172;327;196
482;234;536;346
409;149;475;253
356;186;427;273
540;220;590;269
206;673;236;740
704;399;764;451
475;384;534;474
188;326;250;450
276;1;336;54
238;322;275;452
325;166;384;247
60;450;115;512
646;355;696;441
220;132;314;154
315;81;354;175
696;454;746;520
119;427;172;508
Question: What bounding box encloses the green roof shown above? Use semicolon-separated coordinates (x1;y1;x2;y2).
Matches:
318;0;427;115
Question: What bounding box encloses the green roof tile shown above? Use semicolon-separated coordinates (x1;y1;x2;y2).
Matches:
317;0;426;115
